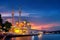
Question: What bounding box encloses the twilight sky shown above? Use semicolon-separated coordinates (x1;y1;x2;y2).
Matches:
0;0;60;31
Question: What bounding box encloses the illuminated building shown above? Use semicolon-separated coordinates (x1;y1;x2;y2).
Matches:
10;20;31;34
10;8;31;35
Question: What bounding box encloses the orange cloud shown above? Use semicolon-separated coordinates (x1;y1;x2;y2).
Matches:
31;22;60;30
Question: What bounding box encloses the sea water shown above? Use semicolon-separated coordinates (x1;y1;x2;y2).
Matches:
37;34;60;40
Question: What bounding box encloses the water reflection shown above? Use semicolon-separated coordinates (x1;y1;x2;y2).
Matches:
32;36;34;40
2;34;60;40
11;36;32;40
34;36;39;40
1;33;43;40
1;34;60;40
38;32;43;40
10;34;43;40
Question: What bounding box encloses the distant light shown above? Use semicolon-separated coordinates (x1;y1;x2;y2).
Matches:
16;22;19;25
19;22;24;27
38;32;43;38
23;21;26;24
0;29;2;31
27;23;30;26
3;27;6;29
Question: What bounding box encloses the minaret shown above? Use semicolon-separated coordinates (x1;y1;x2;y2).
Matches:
18;7;21;24
12;9;14;26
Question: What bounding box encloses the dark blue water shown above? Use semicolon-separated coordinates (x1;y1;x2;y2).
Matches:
34;34;60;40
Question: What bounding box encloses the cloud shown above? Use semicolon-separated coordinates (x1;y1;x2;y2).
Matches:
31;22;60;30
0;6;9;12
29;13;60;31
1;13;11;17
48;26;60;31
30;13;60;24
0;12;30;17
0;6;5;9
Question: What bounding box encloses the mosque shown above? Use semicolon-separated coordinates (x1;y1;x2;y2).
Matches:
9;8;31;35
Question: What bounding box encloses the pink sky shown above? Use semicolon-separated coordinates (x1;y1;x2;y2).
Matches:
31;22;60;30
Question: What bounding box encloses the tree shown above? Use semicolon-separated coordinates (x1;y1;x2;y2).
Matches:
0;14;3;24
0;14;3;31
3;21;12;32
